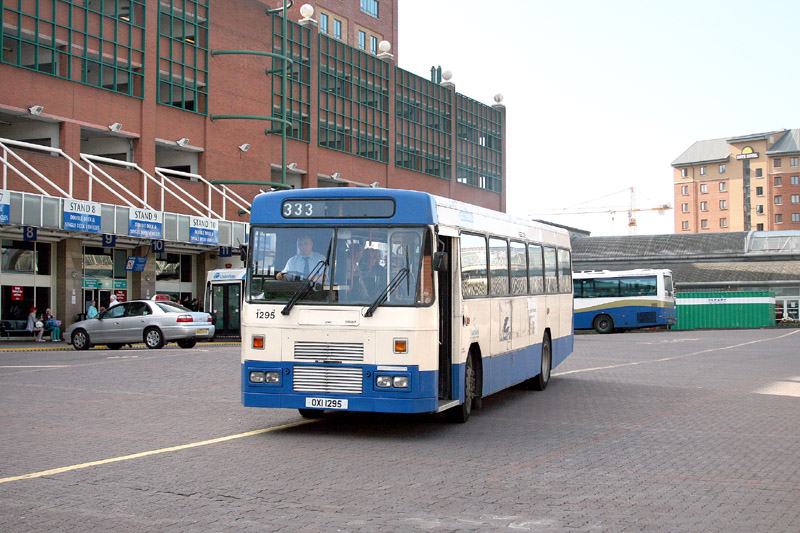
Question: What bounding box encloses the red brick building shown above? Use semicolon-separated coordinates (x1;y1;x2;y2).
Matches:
0;0;506;330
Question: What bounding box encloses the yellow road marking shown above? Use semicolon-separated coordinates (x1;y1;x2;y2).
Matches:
0;419;315;485
0;365;69;368
555;329;800;376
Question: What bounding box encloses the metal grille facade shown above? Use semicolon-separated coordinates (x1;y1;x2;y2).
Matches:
293;366;363;394
1;0;145;97
157;0;208;114
395;67;451;180
294;341;364;362
455;93;503;193
318;34;389;163
270;14;311;142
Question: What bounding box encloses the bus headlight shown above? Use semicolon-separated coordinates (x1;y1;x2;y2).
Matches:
264;371;280;384
250;371;265;383
393;376;409;388
376;375;392;388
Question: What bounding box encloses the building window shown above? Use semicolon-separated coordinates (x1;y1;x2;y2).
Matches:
774;158;782;168
701;219;708;229
757;223;764;230
720;200;727;210
360;0;379;18
755;168;763;177
700;201;708;211
775;195;783;205
320;13;328;33
370;35;378;55
158;1;209;114
681;185;689;195
682;221;689;231
792;195;800;204
680;168;688;178
775;176;783;187
700;184;708;194
792;157;799;167
720;181;727;192
756;205;764;215
792;176;799;185
720;218;728;228
700;166;707;175
358;30;366;50
682;203;689;213
776;214;783;224
333;19;342;39
719;164;726;174
793;213;800;223
756;186;764;196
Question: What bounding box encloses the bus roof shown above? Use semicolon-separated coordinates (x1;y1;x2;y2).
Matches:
574;268;673;279
249;188;569;246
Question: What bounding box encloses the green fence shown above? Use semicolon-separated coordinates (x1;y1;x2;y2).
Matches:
674;291;775;330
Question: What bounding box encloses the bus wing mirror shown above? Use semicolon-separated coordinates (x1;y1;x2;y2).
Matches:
238;244;248;262
433;251;448;272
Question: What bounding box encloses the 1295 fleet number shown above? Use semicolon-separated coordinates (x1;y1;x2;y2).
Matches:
255;310;276;320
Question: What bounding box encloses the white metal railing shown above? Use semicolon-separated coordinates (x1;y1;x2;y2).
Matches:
0;136;252;222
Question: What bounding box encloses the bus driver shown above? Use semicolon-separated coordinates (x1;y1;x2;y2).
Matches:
275;235;327;281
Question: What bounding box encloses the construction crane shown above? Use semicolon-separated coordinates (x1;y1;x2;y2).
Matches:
530;187;672;235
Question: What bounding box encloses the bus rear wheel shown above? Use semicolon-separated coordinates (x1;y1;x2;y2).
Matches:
593;314;615;334
526;333;551;391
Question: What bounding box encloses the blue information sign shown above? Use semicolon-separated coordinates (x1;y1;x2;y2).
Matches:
23;226;37;242
102;234;116;247
125;256;147;272
189;216;219;245
63;200;101;233
0;189;10;224
151;240;165;253
219;246;232;257
129;208;163;239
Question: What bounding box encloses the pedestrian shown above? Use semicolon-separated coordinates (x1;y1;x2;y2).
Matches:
108;294;119;307
43;308;62;341
26;306;45;342
87;300;98;319
190;298;199;311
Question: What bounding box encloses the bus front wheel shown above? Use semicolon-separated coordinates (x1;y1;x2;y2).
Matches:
446;354;476;423
526;333;551;391
593;315;615;334
298;409;323;419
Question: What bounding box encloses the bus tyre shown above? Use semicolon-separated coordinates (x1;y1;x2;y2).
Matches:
72;329;91;351
446;354;476;423
177;338;197;349
144;327;165;349
529;334;551;391
107;343;123;350
593;314;615;334
298;409;323;419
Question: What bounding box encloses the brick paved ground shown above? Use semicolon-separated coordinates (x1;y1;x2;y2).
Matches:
1;329;798;531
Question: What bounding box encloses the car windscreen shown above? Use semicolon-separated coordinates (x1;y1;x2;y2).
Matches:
156;302;192;313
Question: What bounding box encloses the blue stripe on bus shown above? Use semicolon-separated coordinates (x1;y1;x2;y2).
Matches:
242;334;573;414
574;305;677;330
242;362;439;414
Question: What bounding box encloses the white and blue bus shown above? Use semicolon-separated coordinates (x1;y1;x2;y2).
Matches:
573;269;677;334
241;188;573;422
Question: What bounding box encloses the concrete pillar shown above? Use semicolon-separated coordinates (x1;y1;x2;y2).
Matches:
130;245;157;299
56;238;84;329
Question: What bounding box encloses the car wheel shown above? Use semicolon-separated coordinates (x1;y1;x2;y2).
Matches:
107;343;123;350
72;329;91;351
177;338;197;349
144;327;164;349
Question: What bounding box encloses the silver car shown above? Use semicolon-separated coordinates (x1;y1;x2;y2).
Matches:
66;300;215;350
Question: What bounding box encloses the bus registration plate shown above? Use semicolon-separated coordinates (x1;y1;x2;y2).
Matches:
305;397;348;410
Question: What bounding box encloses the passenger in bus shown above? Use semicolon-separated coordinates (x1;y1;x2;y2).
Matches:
337;242;369;301
360;247;387;297
276;235;327;281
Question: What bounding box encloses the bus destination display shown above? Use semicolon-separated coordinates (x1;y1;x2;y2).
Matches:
282;199;395;219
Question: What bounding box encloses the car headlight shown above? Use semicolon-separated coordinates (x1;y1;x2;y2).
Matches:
393;376;409;388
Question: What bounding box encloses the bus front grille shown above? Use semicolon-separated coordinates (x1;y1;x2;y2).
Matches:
293;366;363;394
294;341;365;362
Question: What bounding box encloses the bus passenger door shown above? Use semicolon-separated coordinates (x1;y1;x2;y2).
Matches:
211;282;242;337
437;236;454;400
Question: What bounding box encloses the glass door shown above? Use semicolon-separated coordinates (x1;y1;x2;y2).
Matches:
211;283;242;337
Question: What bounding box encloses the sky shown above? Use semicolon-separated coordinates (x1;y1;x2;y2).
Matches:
397;0;800;236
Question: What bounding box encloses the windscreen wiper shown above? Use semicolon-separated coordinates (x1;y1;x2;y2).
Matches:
281;241;332;316
364;267;409;318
